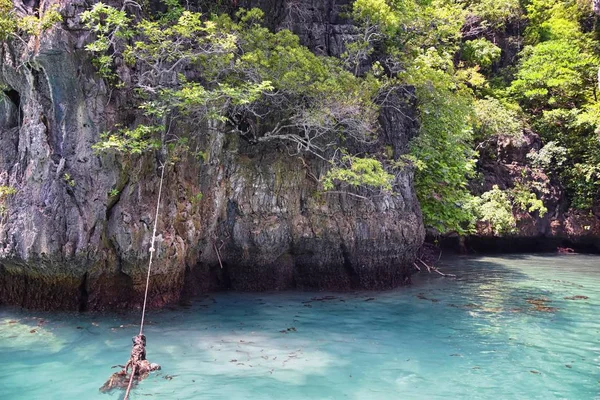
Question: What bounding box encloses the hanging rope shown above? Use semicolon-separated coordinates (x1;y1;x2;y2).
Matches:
139;162;165;336
123;163;166;400
123;365;137;400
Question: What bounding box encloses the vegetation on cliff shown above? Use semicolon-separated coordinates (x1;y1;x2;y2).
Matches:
1;0;598;237
0;0;61;41
348;0;599;234
79;3;395;195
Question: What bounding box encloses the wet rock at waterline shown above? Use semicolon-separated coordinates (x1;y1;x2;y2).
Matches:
0;0;424;310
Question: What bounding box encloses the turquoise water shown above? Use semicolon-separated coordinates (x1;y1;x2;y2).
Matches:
1;254;599;399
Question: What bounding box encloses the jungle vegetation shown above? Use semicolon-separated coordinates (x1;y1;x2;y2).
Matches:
1;0;599;236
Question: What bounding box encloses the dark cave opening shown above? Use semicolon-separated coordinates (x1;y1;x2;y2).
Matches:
3;89;23;127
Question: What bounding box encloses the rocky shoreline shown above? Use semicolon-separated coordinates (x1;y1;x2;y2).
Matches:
0;0;424;310
1;0;598;311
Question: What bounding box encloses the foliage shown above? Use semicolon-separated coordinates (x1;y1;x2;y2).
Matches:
512;183;547;216
573;102;600;136
0;0;15;41
510;41;597;107
509;0;600;210
345;0;596;227
352;0;399;34
345;0;563;234
78;0;600;233
0;0;62;42
523;0;591;43
512;0;597;107
466;0;522;28
472;185;516;234
473;184;547;235
347;0;482;233
348;0;465;74
92;125;162;154
158;0;185;22
461;39;501;70
526;141;567;170
400;50;478;234
84;3;389;192
0;185;17;200
17;6;62;36
191;192;203;204
63;174;76;187
472;97;522;139
564;162;600;210
322;155;394;192
80;3;132;80
0;185;16;216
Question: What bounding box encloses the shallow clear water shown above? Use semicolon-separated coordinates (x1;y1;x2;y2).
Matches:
1;254;599;399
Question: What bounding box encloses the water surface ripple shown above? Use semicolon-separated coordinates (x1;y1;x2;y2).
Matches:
1;254;599;399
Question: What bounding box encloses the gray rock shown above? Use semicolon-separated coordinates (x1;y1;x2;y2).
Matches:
0;0;424;310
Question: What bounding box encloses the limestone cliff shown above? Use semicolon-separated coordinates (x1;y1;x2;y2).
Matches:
0;0;425;310
456;132;600;253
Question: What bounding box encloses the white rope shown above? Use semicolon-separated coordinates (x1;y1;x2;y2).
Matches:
123;163;166;400
123;364;137;400
139;163;165;336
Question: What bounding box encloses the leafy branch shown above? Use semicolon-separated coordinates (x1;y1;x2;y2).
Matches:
83;3;392;193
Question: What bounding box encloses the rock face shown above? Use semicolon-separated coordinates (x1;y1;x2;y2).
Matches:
241;0;355;57
453;7;600;253
0;0;425;310
456;132;600;253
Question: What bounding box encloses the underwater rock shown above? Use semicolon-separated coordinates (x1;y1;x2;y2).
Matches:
526;298;558;313
563;295;589;300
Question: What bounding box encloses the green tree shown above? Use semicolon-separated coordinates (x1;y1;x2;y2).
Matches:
461;39;502;70
84;3;392;193
473;184;547;235
349;0;481;234
466;0;522;29
510;0;600;209
0;0;62;42
401;51;478;234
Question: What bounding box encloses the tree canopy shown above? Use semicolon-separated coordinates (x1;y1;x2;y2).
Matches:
80;3;393;193
3;0;598;236
346;0;599;234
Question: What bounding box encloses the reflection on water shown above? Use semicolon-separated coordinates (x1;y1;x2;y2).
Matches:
1;254;599;399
